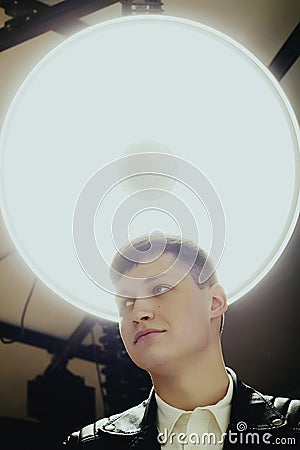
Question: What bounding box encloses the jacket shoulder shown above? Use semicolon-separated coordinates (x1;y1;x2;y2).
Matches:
63;400;148;448
239;378;300;430
63;419;105;449
265;394;300;429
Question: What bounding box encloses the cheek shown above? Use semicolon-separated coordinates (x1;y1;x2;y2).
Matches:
119;321;129;346
176;305;209;334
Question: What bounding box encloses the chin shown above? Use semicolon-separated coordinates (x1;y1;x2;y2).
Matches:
134;353;175;373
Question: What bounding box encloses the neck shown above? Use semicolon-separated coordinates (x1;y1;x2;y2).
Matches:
150;342;229;410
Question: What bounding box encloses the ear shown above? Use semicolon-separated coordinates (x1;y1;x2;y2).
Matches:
209;283;228;320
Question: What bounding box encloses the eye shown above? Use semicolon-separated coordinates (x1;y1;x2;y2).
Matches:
116;297;135;312
152;285;171;296
123;298;135;308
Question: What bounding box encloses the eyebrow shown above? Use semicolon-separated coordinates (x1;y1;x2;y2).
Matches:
116;273;173;297
144;273;170;284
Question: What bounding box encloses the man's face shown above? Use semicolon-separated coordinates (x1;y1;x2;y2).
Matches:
115;252;220;375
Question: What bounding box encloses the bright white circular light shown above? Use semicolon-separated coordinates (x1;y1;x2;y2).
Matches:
0;15;299;321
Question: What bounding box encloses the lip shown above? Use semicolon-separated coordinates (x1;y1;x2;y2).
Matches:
134;329;166;344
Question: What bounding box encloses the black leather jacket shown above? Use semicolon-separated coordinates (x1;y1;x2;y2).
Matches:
63;370;300;449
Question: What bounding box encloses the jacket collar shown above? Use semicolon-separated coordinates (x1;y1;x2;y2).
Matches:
98;391;159;449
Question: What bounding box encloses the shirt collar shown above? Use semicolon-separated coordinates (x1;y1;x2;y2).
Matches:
155;371;233;436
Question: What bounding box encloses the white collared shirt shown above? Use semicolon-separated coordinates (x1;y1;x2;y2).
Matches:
155;373;233;449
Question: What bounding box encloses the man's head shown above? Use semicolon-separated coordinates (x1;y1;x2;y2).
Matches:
110;234;227;374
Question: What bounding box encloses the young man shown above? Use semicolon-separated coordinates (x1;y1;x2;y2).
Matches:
64;235;300;449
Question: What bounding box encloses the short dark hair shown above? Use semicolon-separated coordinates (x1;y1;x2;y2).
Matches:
110;234;218;288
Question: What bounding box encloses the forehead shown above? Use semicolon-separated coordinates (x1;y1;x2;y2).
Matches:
114;252;192;295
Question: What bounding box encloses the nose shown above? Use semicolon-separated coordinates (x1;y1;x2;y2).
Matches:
132;298;155;323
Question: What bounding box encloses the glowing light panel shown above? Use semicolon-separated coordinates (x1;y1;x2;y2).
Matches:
0;16;299;320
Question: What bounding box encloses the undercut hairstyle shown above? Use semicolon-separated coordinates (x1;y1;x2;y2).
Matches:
110;234;218;288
